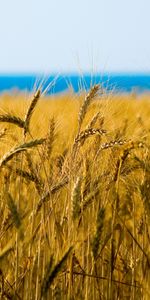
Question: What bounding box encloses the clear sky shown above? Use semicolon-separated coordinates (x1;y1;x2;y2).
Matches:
1;0;150;74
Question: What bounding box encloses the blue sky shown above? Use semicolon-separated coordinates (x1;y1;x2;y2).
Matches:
0;0;150;73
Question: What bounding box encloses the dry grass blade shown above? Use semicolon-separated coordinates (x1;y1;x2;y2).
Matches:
68;271;141;288
0;114;24;128
24;89;41;134
0;138;45;169
41;247;73;298
78;84;100;130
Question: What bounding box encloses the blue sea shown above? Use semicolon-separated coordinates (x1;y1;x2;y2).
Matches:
0;74;150;94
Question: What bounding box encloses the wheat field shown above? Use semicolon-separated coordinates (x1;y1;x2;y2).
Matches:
0;85;150;299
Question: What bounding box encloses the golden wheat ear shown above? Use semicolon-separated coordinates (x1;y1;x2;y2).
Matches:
0;138;45;169
43;117;55;161
71;176;82;220
78;84;100;131
0;113;24;128
75;128;107;145
86;112;101;129
24;89;41;135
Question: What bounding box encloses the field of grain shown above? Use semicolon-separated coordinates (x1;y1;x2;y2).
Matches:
0;85;150;299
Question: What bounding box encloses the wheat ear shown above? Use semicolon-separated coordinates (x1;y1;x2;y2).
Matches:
71;177;82;220
86;112;101;129
25;152;44;193
78;84;100;131
92;207;105;259
7;193;21;229
35;176;68;214
75;128;106;144
24;89;41;134
41;247;73;297
0;114;24;128
0;138;45;168
43;117;55;160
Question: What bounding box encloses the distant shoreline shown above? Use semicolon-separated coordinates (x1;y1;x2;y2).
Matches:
0;74;150;94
